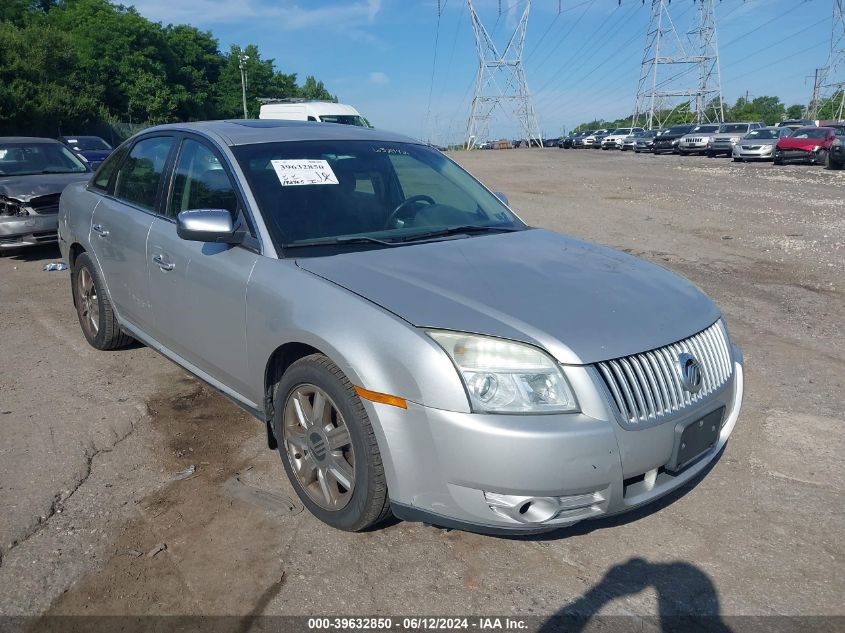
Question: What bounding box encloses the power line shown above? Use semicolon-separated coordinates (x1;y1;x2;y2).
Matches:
424;5;443;142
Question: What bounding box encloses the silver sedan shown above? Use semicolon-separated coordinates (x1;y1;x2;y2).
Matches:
59;121;743;534
732;126;793;162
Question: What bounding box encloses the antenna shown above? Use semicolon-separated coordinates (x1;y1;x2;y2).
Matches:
808;0;845;120
464;0;543;149
632;0;724;129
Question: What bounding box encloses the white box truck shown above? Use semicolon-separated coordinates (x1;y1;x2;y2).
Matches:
258;99;371;127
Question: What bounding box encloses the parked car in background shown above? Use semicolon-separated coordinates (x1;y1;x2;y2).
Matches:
590;129;614;149
827;133;845;169
259;99;372;128
653;125;695;154
58;119;743;534
59;136;114;169
559;133;578;149
582;129;609;149
634;129;663;153
572;131;595;149
621;133;640;151
543;137;560;148
602;128;644;150
777;119;816;131
0;137;90;249
773;126;842;165
678;124;721;155
731;127;792;162
706;122;764;157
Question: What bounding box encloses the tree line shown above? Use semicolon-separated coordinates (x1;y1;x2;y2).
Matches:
573;93;844;132
0;0;335;138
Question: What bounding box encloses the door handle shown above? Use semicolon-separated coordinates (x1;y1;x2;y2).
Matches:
92;224;109;237
152;254;175;271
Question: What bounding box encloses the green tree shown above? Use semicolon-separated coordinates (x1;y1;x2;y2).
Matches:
785;104;805;119
298;76;334;101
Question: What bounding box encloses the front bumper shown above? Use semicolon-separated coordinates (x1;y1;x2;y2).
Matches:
373;350;744;533
679;142;709;152
775;148;825;164
733;145;774;160
0;214;59;249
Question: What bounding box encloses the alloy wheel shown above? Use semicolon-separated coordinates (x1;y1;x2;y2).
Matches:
282;384;355;510
77;267;99;333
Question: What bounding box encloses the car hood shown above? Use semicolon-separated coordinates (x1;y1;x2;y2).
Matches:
0;172;90;202
778;137;826;150
712;132;747;139
296;229;720;365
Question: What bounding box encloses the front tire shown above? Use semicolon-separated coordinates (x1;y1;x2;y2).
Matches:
71;252;133;350
274;354;391;531
826;153;843;170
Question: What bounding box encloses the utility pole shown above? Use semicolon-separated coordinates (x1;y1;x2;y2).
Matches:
238;50;250;119
632;0;724;129
464;0;542;149
808;0;845;120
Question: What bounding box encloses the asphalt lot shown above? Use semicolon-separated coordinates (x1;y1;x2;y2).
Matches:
0;149;843;625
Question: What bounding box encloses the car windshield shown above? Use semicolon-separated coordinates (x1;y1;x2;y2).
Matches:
63;136;112;151
668;126;693;134
792;128;828;139
0;142;88;176
318;115;371;128
233;140;525;253
692;125;719;133
616;129;631;135
746;129;780;139
719;124;748;133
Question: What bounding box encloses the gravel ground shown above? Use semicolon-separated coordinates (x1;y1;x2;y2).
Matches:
0;148;842;625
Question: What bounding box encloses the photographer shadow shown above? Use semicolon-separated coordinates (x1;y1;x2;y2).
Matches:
540;557;733;633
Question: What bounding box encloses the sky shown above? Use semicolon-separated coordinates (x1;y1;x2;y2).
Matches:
127;0;839;143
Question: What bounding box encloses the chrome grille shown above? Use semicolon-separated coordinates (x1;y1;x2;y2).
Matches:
596;320;733;425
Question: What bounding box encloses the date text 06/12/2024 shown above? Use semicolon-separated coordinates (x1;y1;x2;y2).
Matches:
307;617;528;630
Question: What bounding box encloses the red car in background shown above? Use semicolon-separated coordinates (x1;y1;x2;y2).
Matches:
773;126;840;166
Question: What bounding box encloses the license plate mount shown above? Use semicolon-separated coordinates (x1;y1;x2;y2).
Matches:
666;407;724;473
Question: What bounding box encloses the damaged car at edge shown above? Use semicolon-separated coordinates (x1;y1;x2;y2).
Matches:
1;137;90;249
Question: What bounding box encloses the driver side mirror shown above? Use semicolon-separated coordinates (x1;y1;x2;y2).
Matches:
176;209;243;244
494;192;509;206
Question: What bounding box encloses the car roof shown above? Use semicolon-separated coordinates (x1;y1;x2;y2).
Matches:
59;135;104;140
141;120;419;147
0;136;62;144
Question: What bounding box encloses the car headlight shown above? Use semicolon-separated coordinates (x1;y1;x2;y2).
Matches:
812;145;821;152
730;137;741;143
427;331;579;414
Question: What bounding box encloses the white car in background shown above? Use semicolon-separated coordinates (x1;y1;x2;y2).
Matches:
602;128;644;150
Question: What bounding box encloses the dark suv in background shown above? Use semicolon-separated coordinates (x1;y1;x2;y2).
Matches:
653;124;695;154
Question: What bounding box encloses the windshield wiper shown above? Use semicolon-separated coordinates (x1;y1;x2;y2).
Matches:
283;235;400;249
398;225;522;242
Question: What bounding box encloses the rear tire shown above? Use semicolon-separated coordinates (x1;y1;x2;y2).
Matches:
274;354;391;531
826;153;843;170
733;157;742;162
71;252;134;350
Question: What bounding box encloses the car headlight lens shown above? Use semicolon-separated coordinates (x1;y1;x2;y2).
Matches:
427;331;579;414
730;137;741;143
812;145;821;152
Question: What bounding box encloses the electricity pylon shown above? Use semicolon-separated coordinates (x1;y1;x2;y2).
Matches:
465;0;543;149
632;0;724;129
808;0;845;120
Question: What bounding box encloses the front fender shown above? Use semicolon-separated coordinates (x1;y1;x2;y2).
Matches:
245;257;470;414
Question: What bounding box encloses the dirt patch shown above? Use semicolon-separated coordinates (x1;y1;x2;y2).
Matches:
46;375;300;616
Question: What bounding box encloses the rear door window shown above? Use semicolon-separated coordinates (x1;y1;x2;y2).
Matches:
113;136;174;211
